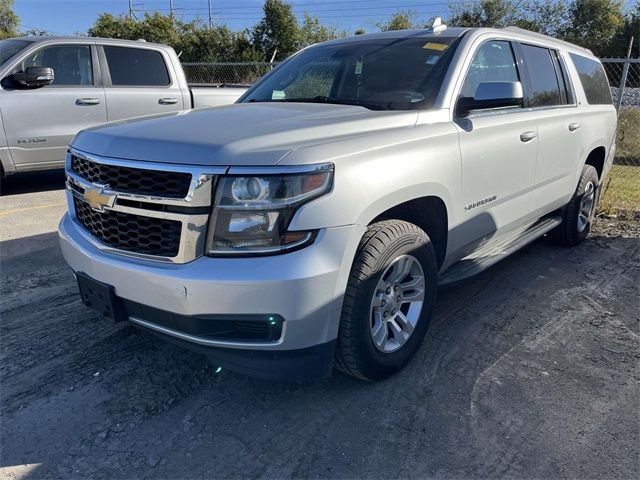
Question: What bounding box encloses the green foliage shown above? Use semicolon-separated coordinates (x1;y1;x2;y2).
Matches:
376;10;416;31
448;0;517;28
298;13;341;47
252;0;299;61
0;0;19;39
88;12;258;62
513;0;569;37
564;0;625;54
447;0;633;56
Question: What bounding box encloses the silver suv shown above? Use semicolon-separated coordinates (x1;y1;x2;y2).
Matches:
58;23;617;381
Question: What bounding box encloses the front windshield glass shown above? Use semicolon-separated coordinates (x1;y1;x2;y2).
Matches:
0;39;32;67
241;36;460;111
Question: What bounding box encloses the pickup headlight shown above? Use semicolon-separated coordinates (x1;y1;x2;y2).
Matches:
205;164;334;255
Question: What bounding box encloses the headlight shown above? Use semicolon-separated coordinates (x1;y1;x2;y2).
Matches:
205;164;334;255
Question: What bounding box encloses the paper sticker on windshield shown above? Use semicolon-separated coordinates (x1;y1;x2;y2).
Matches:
423;42;448;51
355;59;363;75
425;55;440;65
271;90;286;100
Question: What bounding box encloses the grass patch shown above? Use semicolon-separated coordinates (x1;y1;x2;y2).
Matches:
616;108;640;159
600;165;640;219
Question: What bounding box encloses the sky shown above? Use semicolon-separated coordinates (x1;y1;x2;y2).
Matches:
14;0;460;36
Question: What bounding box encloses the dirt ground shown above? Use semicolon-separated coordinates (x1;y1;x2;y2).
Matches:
1;172;639;479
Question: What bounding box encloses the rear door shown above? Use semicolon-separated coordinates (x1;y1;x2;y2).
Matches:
453;39;539;252
516;43;584;216
2;43;106;169
99;45;185;121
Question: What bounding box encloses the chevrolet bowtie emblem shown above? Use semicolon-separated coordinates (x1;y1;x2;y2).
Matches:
83;186;116;211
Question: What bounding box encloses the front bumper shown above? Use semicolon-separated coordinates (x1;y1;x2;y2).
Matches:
59;213;364;377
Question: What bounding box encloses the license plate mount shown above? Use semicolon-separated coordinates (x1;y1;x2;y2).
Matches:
76;272;126;322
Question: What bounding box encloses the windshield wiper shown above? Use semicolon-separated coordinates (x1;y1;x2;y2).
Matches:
280;96;388;111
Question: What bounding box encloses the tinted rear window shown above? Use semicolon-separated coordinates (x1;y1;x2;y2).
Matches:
521;44;562;107
569;53;612;105
104;46;170;86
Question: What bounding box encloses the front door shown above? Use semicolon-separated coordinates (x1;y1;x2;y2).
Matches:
2;43;107;169
453;39;539;254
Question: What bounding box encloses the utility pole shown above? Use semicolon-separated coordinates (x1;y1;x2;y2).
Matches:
208;0;213;28
169;0;174;16
128;0;133;19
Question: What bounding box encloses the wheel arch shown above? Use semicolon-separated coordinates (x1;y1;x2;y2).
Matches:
370;196;449;269
584;146;606;181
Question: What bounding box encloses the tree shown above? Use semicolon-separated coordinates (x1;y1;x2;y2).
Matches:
0;0;19;39
376;10;415;31
513;1;569;37
564;0;625;54
447;0;519;27
89;12;259;62
252;0;299;61
298;13;342;48
601;0;639;56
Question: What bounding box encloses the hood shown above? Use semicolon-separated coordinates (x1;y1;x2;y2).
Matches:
71;103;418;166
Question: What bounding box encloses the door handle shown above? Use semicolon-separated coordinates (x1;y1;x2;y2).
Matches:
568;123;581;131
159;97;178;105
76;98;101;105
520;131;537;142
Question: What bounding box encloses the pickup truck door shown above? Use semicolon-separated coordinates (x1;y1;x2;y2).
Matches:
1;43;106;169
453;40;538;253
99;45;185;121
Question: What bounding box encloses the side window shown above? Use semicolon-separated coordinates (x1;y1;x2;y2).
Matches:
569;53;612;105
20;45;93;86
520;44;562;107
461;40;519;98
104;47;170;86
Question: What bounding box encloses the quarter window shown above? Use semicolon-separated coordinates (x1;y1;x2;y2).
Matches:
104;46;170;86
20;45;93;86
569;53;612;105
461;40;519;99
520;44;562;107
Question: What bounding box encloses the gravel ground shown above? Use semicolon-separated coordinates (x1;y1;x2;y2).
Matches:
1;174;639;479
611;86;640;107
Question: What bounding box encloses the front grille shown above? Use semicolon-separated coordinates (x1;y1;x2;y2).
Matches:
73;197;182;257
71;155;192;198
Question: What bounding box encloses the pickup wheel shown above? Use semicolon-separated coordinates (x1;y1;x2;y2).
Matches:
334;220;438;381
550;164;599;246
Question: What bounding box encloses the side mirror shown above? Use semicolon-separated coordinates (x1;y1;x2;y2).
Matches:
456;81;523;117
10;66;55;88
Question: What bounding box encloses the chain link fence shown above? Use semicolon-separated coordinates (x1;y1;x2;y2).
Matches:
601;57;639;218
184;57;639;219
182;62;278;86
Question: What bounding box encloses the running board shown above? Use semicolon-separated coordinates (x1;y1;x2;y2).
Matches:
438;216;562;287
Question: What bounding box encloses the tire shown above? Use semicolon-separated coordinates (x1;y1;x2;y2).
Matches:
550;164;599;246
334;220;438;381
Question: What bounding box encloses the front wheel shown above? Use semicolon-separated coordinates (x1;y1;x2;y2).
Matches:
550;164;599;246
334;220;438;381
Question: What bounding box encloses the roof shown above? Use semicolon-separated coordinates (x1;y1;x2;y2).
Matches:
320;25;592;56
322;27;470;46
11;36;170;49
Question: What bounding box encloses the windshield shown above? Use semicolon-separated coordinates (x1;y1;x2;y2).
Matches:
241;36;460;111
0;39;32;67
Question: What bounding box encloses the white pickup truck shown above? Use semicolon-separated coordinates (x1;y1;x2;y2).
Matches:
0;36;246;180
